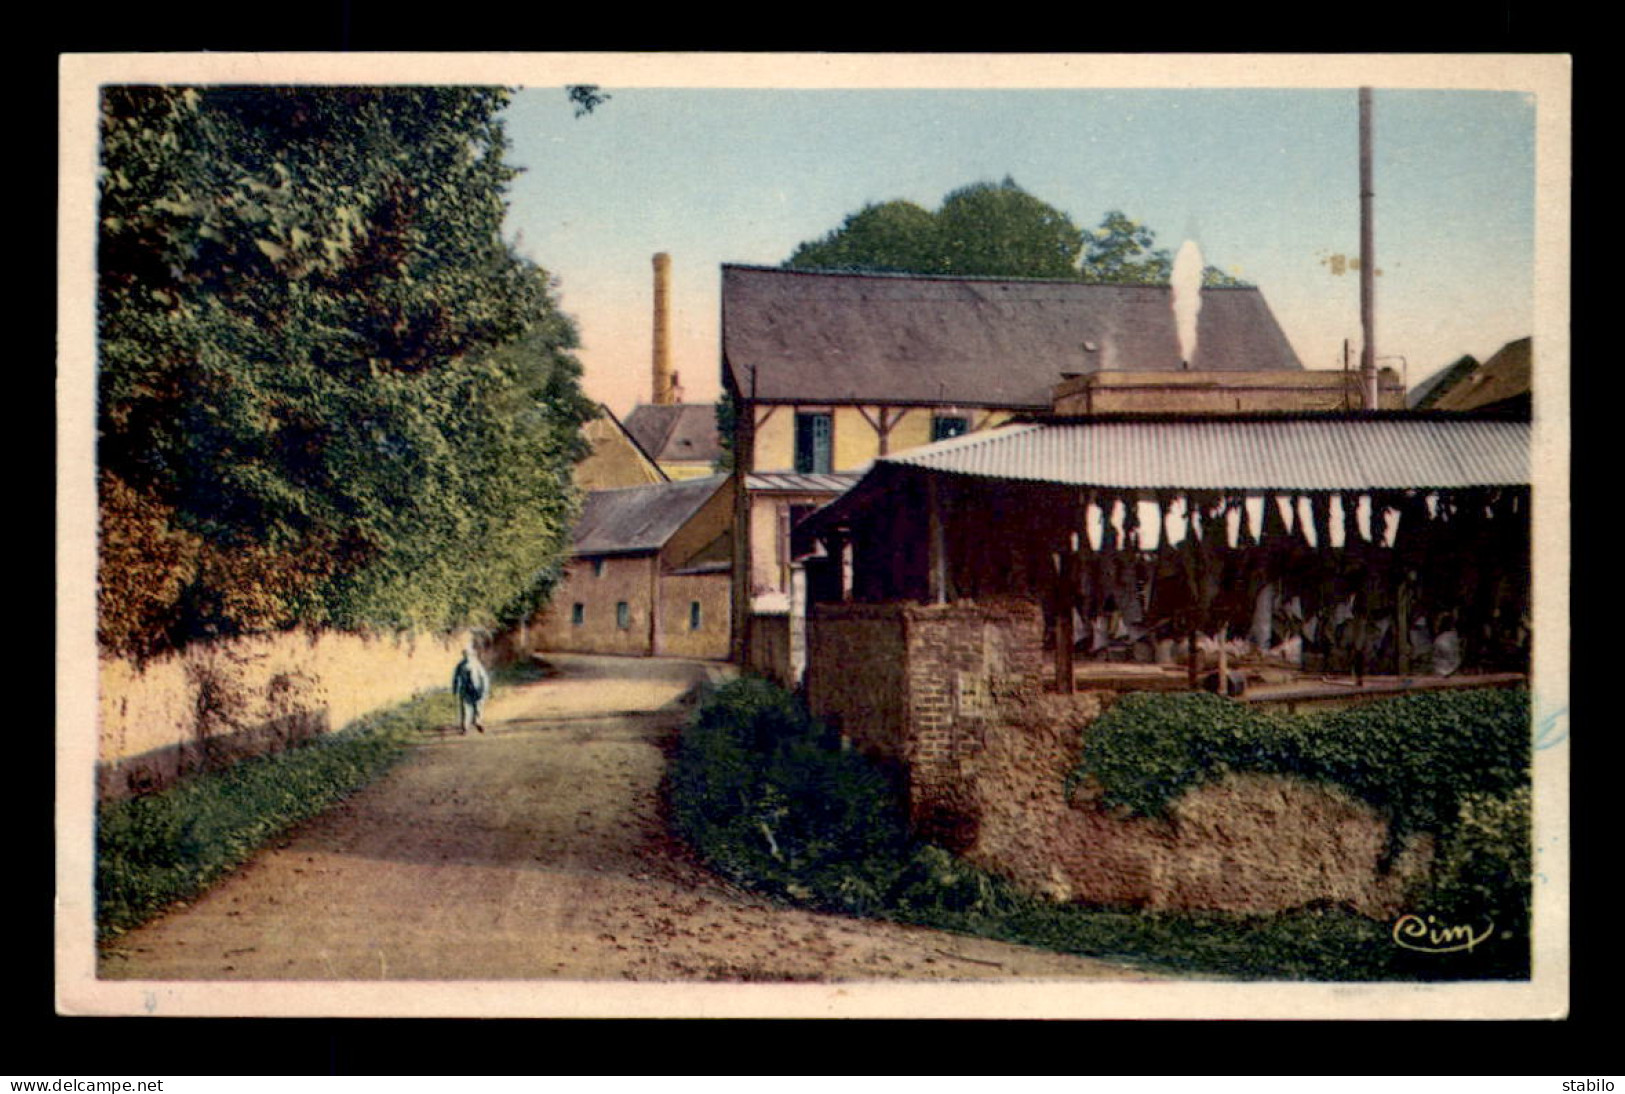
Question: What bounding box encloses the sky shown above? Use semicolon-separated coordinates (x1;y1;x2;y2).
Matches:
497;75;1544;418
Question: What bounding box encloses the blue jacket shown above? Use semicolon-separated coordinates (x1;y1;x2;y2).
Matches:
452;653;490;702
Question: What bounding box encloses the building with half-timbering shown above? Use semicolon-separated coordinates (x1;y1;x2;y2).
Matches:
719;263;1400;677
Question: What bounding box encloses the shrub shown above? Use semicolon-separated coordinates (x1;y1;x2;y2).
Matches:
1070;688;1530;844
669;678;911;914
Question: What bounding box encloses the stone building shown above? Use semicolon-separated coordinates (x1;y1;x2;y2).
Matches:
529;474;733;660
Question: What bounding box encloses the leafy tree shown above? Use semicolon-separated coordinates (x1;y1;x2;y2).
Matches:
935;178;1086;279
1076;210;1171;285
98;86;594;656
785;199;940;274
566;84;611;118
784;182;1251;287
712;390;737;473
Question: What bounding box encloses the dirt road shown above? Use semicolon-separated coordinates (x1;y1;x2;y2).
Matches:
98;654;1160;983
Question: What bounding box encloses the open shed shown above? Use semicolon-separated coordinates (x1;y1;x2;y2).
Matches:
796;410;1531;694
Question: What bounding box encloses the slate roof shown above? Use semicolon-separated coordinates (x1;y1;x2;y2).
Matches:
881;414;1531;492
1407;355;1480;410
571;474;730;557
622;403;724;465
1432;338;1532;413
721;265;1304;409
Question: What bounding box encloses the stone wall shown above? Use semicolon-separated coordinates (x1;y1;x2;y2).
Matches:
530;554;658;656
804;596;1432;917
963;690;1430;917
657;572;732;660
98;628;468;801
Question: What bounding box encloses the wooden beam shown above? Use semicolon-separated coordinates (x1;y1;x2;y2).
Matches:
927;474;947;605
1055;549;1079;693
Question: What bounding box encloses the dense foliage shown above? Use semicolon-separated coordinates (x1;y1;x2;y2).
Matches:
1068;689;1531;838
96;690;453;937
1068;688;1533;962
784;177;1250;286
669;679;1532;980
669;678;911;913
98;86;595;657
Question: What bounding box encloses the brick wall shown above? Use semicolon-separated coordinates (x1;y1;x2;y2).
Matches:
804;596;1432;916
806;603;910;774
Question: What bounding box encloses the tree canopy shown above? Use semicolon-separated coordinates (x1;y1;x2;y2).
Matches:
784;178;1250;287
98;86;595;657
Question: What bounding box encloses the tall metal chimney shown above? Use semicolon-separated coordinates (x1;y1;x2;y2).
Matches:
1359;88;1379;411
652;252;675;405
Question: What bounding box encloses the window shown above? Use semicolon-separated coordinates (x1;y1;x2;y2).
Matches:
616;601;630;630
592;558;606;578
689;601;702;631
932;415;969;441
795;412;833;474
571;603;584;626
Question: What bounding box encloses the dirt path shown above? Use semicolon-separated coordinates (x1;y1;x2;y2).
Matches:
98;654;1161;983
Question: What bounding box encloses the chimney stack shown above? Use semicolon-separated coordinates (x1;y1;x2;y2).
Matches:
652;252;675;405
1359;88;1379;411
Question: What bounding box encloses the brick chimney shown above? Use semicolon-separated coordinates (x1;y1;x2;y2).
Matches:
652;252;675;405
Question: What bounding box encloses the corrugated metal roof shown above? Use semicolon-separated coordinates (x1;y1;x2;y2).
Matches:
572;474;730;556
722;265;1304;408
744;470;865;494
882;416;1529;491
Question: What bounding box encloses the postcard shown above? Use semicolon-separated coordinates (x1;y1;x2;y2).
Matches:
57;51;1570;1020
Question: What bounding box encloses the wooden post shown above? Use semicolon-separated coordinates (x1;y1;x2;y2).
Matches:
788;560;807;688
927;473;948;605
1055;550;1078;694
1396;577;1411;677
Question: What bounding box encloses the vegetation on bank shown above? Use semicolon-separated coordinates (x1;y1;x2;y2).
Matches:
95;689;456;939
97;86;596;661
669;678;1533;981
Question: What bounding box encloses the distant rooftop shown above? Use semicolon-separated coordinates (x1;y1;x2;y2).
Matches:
571;474;730;557
721;264;1304;409
623;403;724;465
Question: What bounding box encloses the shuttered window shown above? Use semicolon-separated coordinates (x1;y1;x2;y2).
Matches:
795;412;833;474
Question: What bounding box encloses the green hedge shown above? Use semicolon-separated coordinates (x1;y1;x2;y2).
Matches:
668;677;912;914
1069;688;1530;840
96;690;455;938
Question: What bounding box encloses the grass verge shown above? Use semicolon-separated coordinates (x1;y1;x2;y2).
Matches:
96;688;457;940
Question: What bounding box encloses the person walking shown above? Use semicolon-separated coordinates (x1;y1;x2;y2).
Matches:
452;641;491;735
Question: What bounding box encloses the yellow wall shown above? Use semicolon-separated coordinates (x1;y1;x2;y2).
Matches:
749;493;789;598
749;402;1012;472
886;408;931;454
660;478;735;573
752;405;795;472
832;407;878;469
659;461;717;481
575;417;665;490
99;629;468;776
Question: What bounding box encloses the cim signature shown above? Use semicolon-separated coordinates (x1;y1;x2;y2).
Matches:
1391;914;1495;954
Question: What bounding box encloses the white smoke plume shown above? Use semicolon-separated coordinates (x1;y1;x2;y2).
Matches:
1171;239;1204;368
